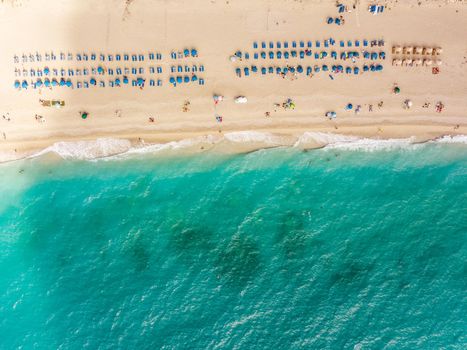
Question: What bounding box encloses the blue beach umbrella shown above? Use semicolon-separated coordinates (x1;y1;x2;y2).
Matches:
169;77;175;84
97;66;104;74
44;78;50;87
289;67;295;73
345;103;353;110
14;80;20;88
66;80;72;87
123;76;129;84
115;78;121;85
137;77;144;85
90;78;97;85
282;67;288;74
44;67;50;75
184;49;190;56
327;17;334;24
176;76;182;83
36;79;43;87
297;65;303;73
191;49;198;57
322;65;328;71
376;64;383;71
22;80;28;88
191;75;198;81
60;78;66;86
183;76;190;83
335;17;341;25
51;79;58;86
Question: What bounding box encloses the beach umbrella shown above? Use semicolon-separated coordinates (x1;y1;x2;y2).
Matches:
44;67;50;75
90;78;96;85
345;103;353;110
335;17;341;25
235;51;242;58
137;77;144;85
97;66;104;74
36;79;43;87
191;49;198;57
169;77;176;84
376;64;383;71
123;76;129;84
282;67;288;74
327;17;334;24
297;65;303;73
176;76;182;84
66;80;72;87
184;76;190;83
81;112;88;119
394;86;400;94
59;78;66;86
191;75;198;81
14;80;20;88
51;79;58;86
115;78;121;85
322;65;328;71
44;79;50;87
184;49;190;56
22;80;28;89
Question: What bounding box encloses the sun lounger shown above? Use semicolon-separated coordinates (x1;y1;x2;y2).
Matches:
100;54;105;61
176;65;182;73
138;54;144;61
83;54;88;61
109;81;114;87
277;51;282;59
51;53;56;60
132;80;137;86
277;41;281;48
300;51;305;59
132;68;137;74
282;67;288;74
116;68;122;75
338;4;345;13
68;69;74;76
261;51;266;59
236;68;241;77
157;79;162;86
324;40;329;48
84;81;89;88
253;42;258;49
306;66;312;75
379;52;386;59
314;53;319;59
244;67;250;76
90;53;96;60
200;65;205;72
150;79;155;86
252;65;258;73
261;67;266;74
108;55;113;61
347;40;352;47
171;52;176;59
99;81;105;87
244;53;250;59
284;41;289;48
60;52;65;60
157;67;162;74
299;41;304;48
269;51;274;59
77;82;82;89
268;67;273;74
363;40;368;47
192;65;197;72
269;41;274;49
131;55;136;61
199;78;205;85
149;67;155;74
83;68;89;75
53;69;58;76
276;67;281;74
254;53;259;59
316;41;320;48
149;53;155;60
314;66;321;73
156;53;162;60
77;54;82;61
371;52;378;60
363;51;370;59
108;68;114;75
182;76;189;83
261;41;266;49
184;65;190;72
37;69;43;77
291;41;296;48
307;41;312;48
171;66;176;73
331;51;337;59
322;65;329;72
30;69;35;76
306;50;312;57
345;67;351;74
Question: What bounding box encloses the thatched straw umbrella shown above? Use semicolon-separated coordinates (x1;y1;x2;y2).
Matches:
434;59;442;66
433;47;443;55
413;58;423;66
423;59;433;66
392;58;402;66
414;47;423;55
392;46;402;54
424;47;433;55
403;58;413;66
403;46;413;55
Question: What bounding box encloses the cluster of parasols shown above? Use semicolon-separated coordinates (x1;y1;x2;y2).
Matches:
391;46;442;67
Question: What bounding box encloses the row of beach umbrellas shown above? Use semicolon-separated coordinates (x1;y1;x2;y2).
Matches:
392;46;442;55
14;76;158;89
169;75;199;85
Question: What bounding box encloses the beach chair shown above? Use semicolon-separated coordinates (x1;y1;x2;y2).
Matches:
268;67;274;74
156;53;162;60
36;53;42;61
150;67;155;74
77;54;82;61
75;69;81;76
199;78;205;85
22;68;28;77
84;81;89;88
269;41;274;49
131;55;136;62
139;68;144;74
138;54;144;61
335;17;342;25
261;67;266;75
260;41;266;49
185;65;190;72
340;41;345;48
100;54;105;61
316;41;321;48
68;69;74;76
123;54;129;61
150;79;155;86
177;65;183;73
91;53;96;61
253;42;258;49
83;54;88;61
355;40;360;47
251;65;258;73
115;54;120;61
242;52;248;60
254;53;259;59
132;67;137;74
236;68;241;77
306;66;312;76
244;67;250;76
347;40;352;47
300;51;305;59
77;82;82;89
116;68;122;75
124;68;129;74
157;79;162;86
261;51;266;59
292;41;297;48
284;41;289;48
277;41;281;49
149;53;155;60
368;5;376;13
284;52;290;59
314;53;319;59
324;40;329;48
269;51;274;59
199;65;205;72
108;68;114;75
45;53;50;61
331;51;337;59
192;65;198;72
157;67;162;74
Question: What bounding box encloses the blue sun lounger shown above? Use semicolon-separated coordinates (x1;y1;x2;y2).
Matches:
289;67;295;73
199;78;204;85
157;79;162;86
269;41;274;49
306;50;312;57
100;54;105;61
116;68;122;75
109;81;114;87
300;51;305;59
268;67;273;73
108;55;113;61
149;53;154;60
199;65;204;72
345;67;352;74
314;53;319;59
77;54;82;61
245;53;250;59
338;4;345;13
236;68;241;77
363;40;368;47
244;67;250;76
284;41;288;48
261;67;266;74
371;52;378;60
363;51;370;59
331;51;337;59
156;53;162;60
253;42;258;49
176;65;182;73
254;53;259;59
299;41;304;48
269;51;274;59
131;67;136;74
340;40;345;47
261;41;266;49
261;52;266;59
291;50;297;57
291;41;296;48
277;51;282;59
347;40;352;47
276;67;281;74
322;65;329;72
315;66;321;73
355;40;360;47
306;66;312;75
192;65;197;72
83;54;88;61
324;40;329;48
150;67;155;74
149;79;155;86
157;67;162;73
316;41;321;48
307;41;312;48
277;41;281;48
354;67;359;74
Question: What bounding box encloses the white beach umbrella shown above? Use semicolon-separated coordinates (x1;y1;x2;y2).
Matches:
423;59;433;66
414;47;423;55
403;46;413;54
234;96;248;104
433;47;443;55
434;59;442;66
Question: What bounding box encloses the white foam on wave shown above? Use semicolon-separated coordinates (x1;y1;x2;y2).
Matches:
31;138;132;160
294;132;359;147
223;131;286;144
433;135;467;144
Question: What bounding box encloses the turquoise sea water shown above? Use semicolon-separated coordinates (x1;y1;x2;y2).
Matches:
0;143;466;349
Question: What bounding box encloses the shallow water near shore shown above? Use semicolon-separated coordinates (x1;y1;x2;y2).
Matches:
0;143;466;349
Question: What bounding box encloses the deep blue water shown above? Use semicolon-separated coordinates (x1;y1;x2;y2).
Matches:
0;144;466;349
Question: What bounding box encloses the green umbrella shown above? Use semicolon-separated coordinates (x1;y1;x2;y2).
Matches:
81;112;88;119
394;86;400;94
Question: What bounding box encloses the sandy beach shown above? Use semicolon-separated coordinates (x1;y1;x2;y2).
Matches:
0;0;466;161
